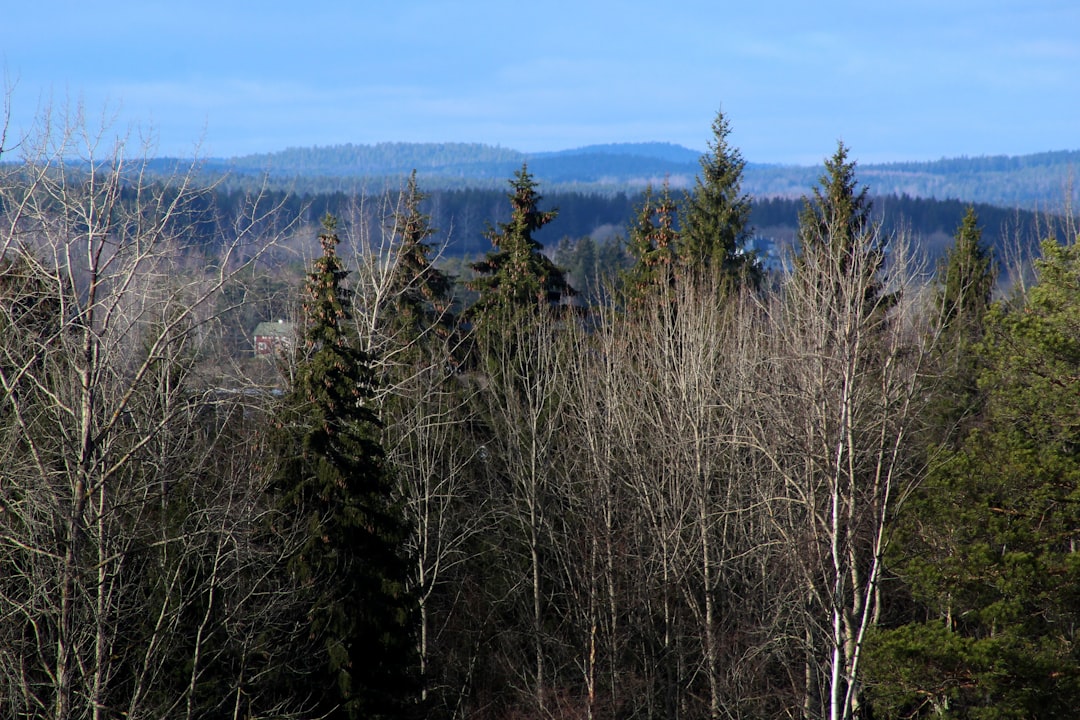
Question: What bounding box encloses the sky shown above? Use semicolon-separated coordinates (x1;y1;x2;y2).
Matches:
3;1;1079;165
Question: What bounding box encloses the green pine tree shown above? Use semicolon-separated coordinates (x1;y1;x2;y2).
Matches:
271;215;418;720
866;239;1080;719
678;108;760;288
467;163;574;331
929;206;997;443
621;181;679;307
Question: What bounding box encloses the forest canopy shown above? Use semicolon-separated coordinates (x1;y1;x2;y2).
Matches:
1;106;1079;720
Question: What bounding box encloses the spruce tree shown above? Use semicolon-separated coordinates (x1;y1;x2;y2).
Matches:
621;181;679;307
930;206;996;442
387;170;455;348
797;141;886;318
799;142;873;258
467;163;574;330
937;207;995;337
679;108;759;287
272;215;417;719
866;239;1080;718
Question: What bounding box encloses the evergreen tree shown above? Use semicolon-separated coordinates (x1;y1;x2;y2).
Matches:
554;235;600;302
467;163;574;329
679;109;759;287
930;206;997;443
272;215;417;720
621;181;679;307
387;170;455;347
866;239;1080;719
937;208;995;331
799;142;873;257
797;141;885;317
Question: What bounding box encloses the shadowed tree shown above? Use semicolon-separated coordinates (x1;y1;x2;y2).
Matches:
271;215;418;720
928;205;996;443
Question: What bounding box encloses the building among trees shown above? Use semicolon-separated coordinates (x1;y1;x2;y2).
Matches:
253;319;295;355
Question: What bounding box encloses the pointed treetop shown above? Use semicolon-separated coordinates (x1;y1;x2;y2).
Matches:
467;163;573;323
679;107;759;287
800;140;873;253
320;214;339;255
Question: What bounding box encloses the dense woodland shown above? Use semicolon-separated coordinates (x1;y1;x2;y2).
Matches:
2;107;1080;720
183;141;1080;210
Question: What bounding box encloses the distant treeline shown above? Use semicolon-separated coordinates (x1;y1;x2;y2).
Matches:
753;194;1060;261
157;141;1080;209
202;184;1058;265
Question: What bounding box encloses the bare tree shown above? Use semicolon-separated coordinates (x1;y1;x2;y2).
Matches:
474;306;570;716
0;104;306;720
339;179;492;715
750;225;931;720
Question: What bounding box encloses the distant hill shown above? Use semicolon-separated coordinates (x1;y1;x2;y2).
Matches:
187;142;1080;211
204;141;701;192
743;151;1080;211
530;142;703;164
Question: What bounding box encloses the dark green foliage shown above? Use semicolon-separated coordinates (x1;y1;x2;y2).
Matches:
272;216;417;719
867;239;1080;719
554;235;595;296
928;206;997;443
467;164;575;329
937;207;995;337
387;171;456;348
553;233;632;305
797;141;888;317
799;142;874;257
621;181;679;306
679;109;760;287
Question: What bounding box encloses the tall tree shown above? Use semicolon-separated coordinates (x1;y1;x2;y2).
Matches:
621;181;679;307
936;207;995;337
347;174;484;713
272;215;417;719
679;108;759;287
772;142;922;720
0;108;305;720
866;239;1080;719
386;170;456;348
928;206;996;442
467;163;574;329
797;141;884;318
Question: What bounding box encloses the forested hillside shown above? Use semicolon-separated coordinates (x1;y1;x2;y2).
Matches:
184;141;1080;210
201;183;1054;293
3;108;1080;720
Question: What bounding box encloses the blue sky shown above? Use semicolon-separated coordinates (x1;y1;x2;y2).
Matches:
3;1;1079;164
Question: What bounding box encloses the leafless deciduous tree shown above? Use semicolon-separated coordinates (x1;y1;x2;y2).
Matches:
340;181;491;715
748;228;931;720
0;105;306;720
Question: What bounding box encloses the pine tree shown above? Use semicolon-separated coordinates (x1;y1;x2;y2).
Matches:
467;163;574;330
272;215;417;719
866;239;1080;719
929;206;996;442
621;181;679;307
679;109;759;288
797;141;885;318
